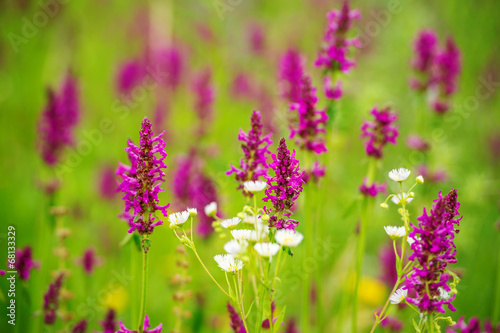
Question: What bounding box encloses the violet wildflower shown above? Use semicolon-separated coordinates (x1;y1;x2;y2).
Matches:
446;316;500;333
360;106;398;159
324;76;342;100
192;171;219;238
380;316;403;332
192;68;215;135
290;75;329;154
431;37;461;113
359;178;387;197
99;165;117;200
285;319;299;333
279;49;304;104
227;110;272;196
58;72;80;128
416;165;448;183
405;189;462;313
80;247;100;275
303;161;326;184
248;23;265;55
406;134;430;151
43;273;64;324
116;117;169;237
150;46;184;91
263;138;304;230
231;73;255;99
72;319;87;333
100;309;117;333
410;30;438;91
15;246;39;281
315;0;361;73
118;314;162;333
116;59;145;97
227;302;246;333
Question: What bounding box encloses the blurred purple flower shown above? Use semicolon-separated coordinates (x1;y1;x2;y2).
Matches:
227;302;246;333
359;178;386;197
118;314;162;333
99;309;117;333
406;189;462;313
192;68;215;135
150;46;185;91
116;118;169;236
72;319;87;333
416;165;448;183
58;72;80;128
324;76;342;100
116;59;146;97
379;244;398;287
315;0;361;73
231;73;255;99
284;318;299;333
380;316;403;332
279;49;304;104
302;161;327;184
410;30;438;91
446;316;500;333
99;165;117;200
79;247;101;275
290;76;329;155
360;106;398;159
15;246;39;281
406;135;430;151
43;274;64;324
227;110;273;196
431;37;461;113
248;23;265;55
263;138;304;230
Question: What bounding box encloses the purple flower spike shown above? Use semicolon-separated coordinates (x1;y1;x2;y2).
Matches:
58;73;80;128
80;247;101;275
151;46;185;91
447;316;500;333
118;314;162;333
290;75;329;155
227;302;246;333
263;138;304;230
116;118;169;236
360;106;398;159
410;30;438;91
99;309;117;333
324;76;342;100
405;189;462;314
279;49;304;104
116;59;146;97
431;37;461;113
72;319;87;333
359;178;387;197
248;23;265;55
15;246;39;281
192;68;215;134
315;0;361;73
43;274;64;325
227;110;273;196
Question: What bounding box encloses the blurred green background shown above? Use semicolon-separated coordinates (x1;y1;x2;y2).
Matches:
0;0;499;332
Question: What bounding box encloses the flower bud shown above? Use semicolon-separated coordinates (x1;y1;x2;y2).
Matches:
416;175;424;184
261;214;270;222
380;203;389;209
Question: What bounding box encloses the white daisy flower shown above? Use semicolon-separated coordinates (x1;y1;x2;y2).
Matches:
243;180;267;193
254;243;281;257
231;229;253;241
391;192;413;205
213;254;244;273
220;217;241;229
388;168;411;182
168;211;190;226
187;208;197;216
384;226;406;239
389;288;408;304
275;230;304;247
204;202;217;216
223;239;248;255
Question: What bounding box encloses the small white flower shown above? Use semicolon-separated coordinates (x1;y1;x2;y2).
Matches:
438;287;451;300
223;239;248;255
254;243;281;257
204;202;217;216
275;230;304;247
213;254;244;273
168;211;190;226
391;192;413;205
389;288;408;304
220;217;241;229
388;168;411;182
243;180;267;193
187;208;197;216
384;226;406;239
231;229;253;241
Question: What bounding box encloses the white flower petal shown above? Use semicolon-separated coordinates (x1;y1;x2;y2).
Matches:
384;226;406;238
231;229;253;241
254;243;281;257
389;288;407;304
168;211;190;226
220;217;241;229
243;180;267;193
214;254;244;273
204;202;217;216
388;168;411;182
275;230;304;247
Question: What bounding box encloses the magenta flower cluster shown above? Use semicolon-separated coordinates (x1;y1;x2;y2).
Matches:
43;273;64;324
38;73;80;166
406;189;462;313
118;314;162;333
71;319;87;333
15;246;39;281
279;49;304;104
359;178;387;197
263;138;304;230
100;309;117;333
315;1;361;73
227;110;272;196
227;302;246;333
116;118;169;236
360;106;398;159
410;30;461;113
290;75;329;155
192;68;215;133
446;316;500;333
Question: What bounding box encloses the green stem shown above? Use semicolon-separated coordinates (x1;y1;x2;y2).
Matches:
138;247;149;333
302;189;313;332
369;277;401;333
494;236;500;321
192;247;230;297
234;273;250;333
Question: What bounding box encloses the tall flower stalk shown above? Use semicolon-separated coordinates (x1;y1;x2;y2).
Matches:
116;117;167;333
